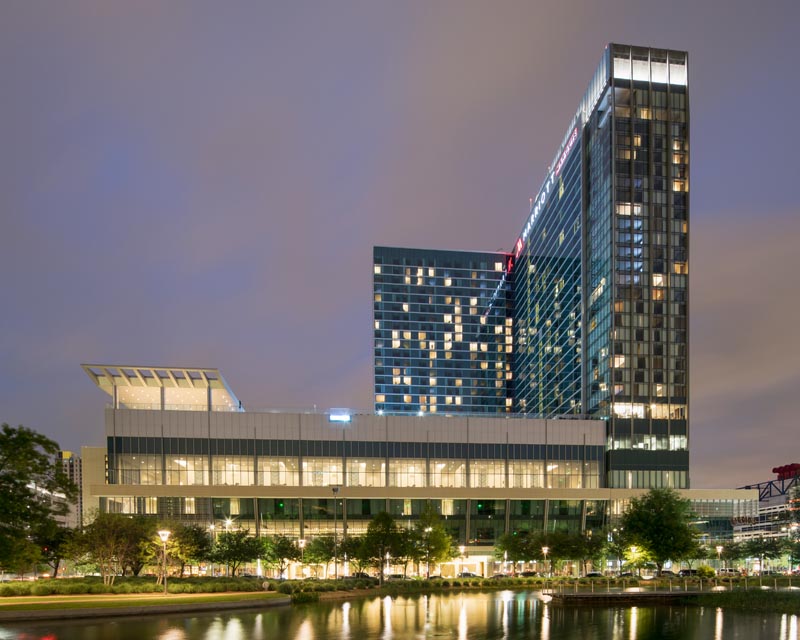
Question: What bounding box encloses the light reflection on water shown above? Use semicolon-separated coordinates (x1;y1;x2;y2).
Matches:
0;592;798;640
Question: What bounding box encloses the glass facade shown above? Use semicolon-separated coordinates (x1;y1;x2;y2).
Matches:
107;436;603;490
373;44;691;489
373;247;513;415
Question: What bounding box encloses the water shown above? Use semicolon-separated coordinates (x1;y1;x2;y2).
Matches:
0;591;797;640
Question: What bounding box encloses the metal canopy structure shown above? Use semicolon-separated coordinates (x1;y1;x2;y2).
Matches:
82;364;241;412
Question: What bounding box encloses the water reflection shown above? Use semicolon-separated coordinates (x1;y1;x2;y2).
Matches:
1;593;798;639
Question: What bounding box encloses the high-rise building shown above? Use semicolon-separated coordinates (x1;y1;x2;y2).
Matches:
373;247;513;416
373;44;690;489
58;450;83;527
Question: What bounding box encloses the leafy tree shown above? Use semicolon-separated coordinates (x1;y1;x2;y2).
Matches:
412;504;455;577
495;531;533;568
212;530;263;576
263;534;301;578
305;535;335;578
0;424;77;570
2;537;41;577
170;524;213;576
340;535;368;575
572;533;607;576
744;537;786;573
70;512;140;585
362;512;401;585
620;488;696;574
719;540;745;568
31;519;74;578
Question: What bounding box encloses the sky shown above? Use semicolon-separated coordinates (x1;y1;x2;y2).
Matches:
1;1;799;490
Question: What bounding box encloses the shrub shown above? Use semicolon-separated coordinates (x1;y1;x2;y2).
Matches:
697;566;716;579
291;591;320;604
451;580;461;588
277;582;294;594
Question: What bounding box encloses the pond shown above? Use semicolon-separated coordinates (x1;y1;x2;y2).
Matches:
1;590;797;639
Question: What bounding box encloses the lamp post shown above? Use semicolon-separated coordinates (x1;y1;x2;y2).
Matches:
158;530;171;595
458;545;465;576
298;539;306;579
716;545;723;570
385;551;390;577
542;546;549;577
332;486;340;580
425;526;433;578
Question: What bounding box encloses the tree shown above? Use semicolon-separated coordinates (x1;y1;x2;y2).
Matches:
212;530;263;576
171;524;213;577
412;504;455;577
362;512;401;585
620;488;696;574
340;535;368;575
743;537;786;573
305;535;335;578
70;512;141;585
262;535;301;578
0;424;77;570
31;519;74;578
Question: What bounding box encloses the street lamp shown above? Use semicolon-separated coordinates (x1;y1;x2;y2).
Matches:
158;530;171;595
542;546;549;577
424;526;433;578
299;538;306;563
716;545;723;570
385;551;391;576
332;486;340;580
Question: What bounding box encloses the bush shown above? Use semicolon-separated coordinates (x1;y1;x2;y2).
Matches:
291;591;320;604
451;580;461;587
697;566;716;579
277;582;294;594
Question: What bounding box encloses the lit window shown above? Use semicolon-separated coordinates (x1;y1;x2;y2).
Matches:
444;278;452;287
402;303;409;312
374;265;381;274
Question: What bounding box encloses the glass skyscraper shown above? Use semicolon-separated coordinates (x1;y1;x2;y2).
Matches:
374;44;690;489
373;247;513;415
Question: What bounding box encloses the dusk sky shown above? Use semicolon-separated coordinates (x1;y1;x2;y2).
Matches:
1;1;798;489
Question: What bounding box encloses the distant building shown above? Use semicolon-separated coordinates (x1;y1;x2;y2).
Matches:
734;464;800;541
58;450;83;528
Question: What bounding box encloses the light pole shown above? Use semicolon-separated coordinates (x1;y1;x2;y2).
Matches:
716;545;723;571
385;551;391;577
542;546;549;577
332;486;340;580
158;530;171;595
298;539;306;579
458;545;465;576
425;526;433;578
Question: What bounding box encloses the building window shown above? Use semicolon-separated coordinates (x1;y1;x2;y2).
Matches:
470;460;506;488
302;457;343;487
388;459;427;488
116;454;160;485
430;460;466;488
211;456;254;486
166;455;208;486
346;458;386;487
257;457;299;486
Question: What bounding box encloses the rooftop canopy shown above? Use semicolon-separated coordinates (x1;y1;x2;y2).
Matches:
82;364;241;412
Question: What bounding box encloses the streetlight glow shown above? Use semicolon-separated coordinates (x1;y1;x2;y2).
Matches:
157;530;171;596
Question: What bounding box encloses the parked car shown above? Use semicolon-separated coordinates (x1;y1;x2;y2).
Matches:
426;575;444;580
656;570;678;578
585;572;604;578
520;571;538;577
718;568;740;576
679;569;698;577
458;572;480;578
386;573;410;581
489;573;509;579
350;572;374;580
